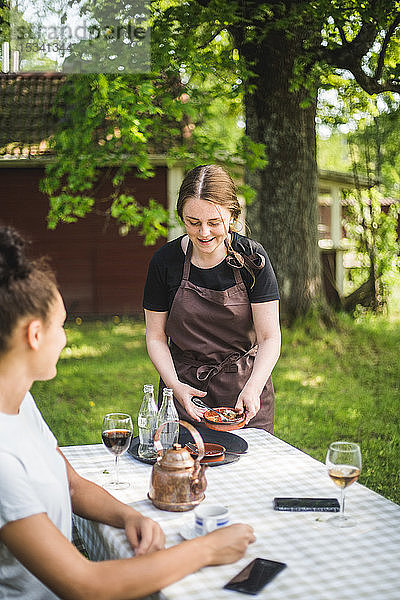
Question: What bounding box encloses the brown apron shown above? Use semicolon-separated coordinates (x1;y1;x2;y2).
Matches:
159;239;274;432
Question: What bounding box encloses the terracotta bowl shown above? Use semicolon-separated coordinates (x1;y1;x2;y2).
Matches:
186;442;226;464
203;407;246;431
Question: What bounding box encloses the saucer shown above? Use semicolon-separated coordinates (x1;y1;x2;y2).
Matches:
185;442;226;464
179;522;199;540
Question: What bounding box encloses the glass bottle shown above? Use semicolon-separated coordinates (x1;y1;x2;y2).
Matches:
156;387;179;451
138;384;158;459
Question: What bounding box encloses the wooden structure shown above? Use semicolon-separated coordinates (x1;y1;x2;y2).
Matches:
317;169;362;306
0;158;184;316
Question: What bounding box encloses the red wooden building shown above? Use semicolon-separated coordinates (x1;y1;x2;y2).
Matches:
0;163;170;316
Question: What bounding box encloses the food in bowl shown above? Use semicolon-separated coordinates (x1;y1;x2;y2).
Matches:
205;408;243;423
203;407;246;431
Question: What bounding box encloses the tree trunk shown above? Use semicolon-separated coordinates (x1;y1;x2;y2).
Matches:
238;30;324;321
343;276;376;313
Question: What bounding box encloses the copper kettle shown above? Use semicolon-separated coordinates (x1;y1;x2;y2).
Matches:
148;420;207;511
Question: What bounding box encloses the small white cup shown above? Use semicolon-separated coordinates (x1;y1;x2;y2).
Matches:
194;504;230;535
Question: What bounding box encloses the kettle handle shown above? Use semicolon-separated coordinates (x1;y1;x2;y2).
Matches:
153;420;205;463
179;420;205;463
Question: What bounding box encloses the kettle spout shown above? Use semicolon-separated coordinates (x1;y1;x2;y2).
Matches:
190;464;207;497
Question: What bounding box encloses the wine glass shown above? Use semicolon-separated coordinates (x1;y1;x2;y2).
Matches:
102;413;133;490
326;441;362;528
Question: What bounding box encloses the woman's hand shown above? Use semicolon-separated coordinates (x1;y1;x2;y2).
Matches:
173;382;207;421
204;524;256;565
235;387;261;424
124;512;165;555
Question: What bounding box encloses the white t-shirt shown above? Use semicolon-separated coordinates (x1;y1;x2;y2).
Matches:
0;392;72;599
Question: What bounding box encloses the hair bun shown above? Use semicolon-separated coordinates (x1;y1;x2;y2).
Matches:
0;226;32;285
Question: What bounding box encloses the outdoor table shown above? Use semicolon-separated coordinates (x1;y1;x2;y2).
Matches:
61;429;400;600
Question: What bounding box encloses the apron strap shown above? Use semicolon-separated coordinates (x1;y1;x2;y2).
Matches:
182;239;193;281
232;264;243;285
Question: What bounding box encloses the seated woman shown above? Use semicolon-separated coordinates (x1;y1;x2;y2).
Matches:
0;225;255;600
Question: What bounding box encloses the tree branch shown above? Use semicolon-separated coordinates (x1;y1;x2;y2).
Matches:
338;25;348;46
319;20;400;94
324;22;378;64
197;26;226;50
376;12;400;80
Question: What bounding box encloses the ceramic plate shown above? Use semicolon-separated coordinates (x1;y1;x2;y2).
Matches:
128;437;240;467
185;442;225;463
178;424;248;455
128;426;248;465
207;453;240;467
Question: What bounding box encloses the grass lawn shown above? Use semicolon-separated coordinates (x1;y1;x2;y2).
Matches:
33;293;400;505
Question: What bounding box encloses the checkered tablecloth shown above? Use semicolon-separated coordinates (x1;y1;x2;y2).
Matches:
61;430;400;600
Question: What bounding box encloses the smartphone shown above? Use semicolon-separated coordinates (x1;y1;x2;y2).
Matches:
273;497;340;512
223;558;286;595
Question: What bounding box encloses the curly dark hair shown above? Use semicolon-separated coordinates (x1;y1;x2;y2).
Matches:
0;225;58;355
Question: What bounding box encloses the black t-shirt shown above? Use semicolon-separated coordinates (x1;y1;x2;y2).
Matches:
143;233;280;312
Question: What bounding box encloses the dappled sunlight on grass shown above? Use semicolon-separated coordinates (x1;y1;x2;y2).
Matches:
64;328;84;344
61;344;110;359
280;369;308;382
112;323;146;336
299;396;316;406
301;375;324;387
123;340;144;350
346;407;361;420
278;370;325;389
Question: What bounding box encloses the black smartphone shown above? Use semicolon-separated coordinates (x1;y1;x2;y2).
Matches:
223;558;286;595
273;497;340;512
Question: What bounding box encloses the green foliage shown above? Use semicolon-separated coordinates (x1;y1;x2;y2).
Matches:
111;197;168;245
318;91;400;314
47;194;95;228
40;73;170;239
361;100;400;196
41;66;263;239
340;109;400;311
33;305;400;505
40;1;268;240
0;1;10;43
317;132;351;172
343;188;400;304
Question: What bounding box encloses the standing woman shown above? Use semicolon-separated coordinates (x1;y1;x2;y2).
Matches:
0;225;255;599
144;165;281;431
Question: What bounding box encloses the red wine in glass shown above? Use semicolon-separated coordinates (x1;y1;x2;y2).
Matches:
102;429;132;455
102;414;133;490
